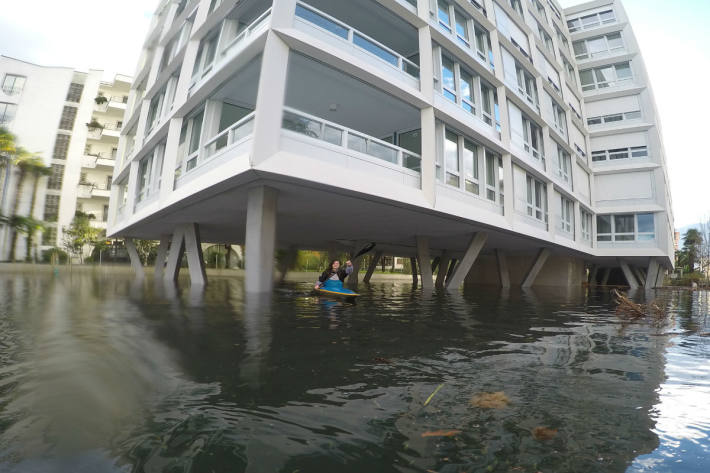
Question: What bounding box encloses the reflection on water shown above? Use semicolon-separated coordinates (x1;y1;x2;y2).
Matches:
0;270;707;472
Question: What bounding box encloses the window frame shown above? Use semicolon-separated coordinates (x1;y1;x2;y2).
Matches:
525;174;548;223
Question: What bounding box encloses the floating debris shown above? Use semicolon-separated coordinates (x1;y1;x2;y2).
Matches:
423;383;444;406
373;357;393;364
532;426;558;441
470;391;510;409
612;289;669;328
420;429;462;438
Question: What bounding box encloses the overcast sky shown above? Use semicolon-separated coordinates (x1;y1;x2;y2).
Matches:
1;0;707;228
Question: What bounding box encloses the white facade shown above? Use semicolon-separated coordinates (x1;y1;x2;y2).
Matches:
0;55;131;260
108;0;673;289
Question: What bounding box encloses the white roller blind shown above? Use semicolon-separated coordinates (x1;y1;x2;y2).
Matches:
596;171;653;201
574;162;590;199
501;48;518;88
541;91;554;124
591;131;647;150
586;95;640;117
508;102;524;146
494;4;529;54
564;84;581;112
543;54;560;89
571;124;586;153
494;4;510;38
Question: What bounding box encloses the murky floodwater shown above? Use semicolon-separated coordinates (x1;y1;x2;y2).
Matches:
0;269;708;473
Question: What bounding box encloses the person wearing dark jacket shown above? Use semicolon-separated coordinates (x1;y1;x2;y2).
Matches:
315;259;353;289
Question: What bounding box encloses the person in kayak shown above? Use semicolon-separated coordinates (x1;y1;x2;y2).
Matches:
315;260;353;290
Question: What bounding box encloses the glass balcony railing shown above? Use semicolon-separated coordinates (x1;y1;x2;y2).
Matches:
282;107;421;173
295;2;420;79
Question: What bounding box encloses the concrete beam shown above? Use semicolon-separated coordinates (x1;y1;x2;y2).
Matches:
124;238;145;279
410;256;418;285
153;234;170;280
645;259;660;289
601;267;611;286
245;186;278;293
619;260;639;289
182;223;207;286
496;249;510;288
521;248;551;289
446;232;488;291
435;251;451;289
416;236;433;290
363;250;382;284
164;228;185;282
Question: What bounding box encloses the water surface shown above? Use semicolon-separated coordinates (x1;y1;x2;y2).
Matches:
0;269;708;472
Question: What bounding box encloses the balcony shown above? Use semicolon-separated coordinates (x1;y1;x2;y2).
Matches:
95;95;129;112
81;154;115;169
78;183;111;199
87;123;122;140
293;1;420;88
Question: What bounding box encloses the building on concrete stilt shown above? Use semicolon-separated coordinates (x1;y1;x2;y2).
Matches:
108;0;673;291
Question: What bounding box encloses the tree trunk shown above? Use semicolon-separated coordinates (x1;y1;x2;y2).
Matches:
8;168;26;262
25;172;40;261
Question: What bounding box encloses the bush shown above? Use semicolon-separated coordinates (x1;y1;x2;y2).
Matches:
669;272;710;287
41;247;68;264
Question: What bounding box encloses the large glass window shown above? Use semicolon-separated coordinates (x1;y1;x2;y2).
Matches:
0;102;16;125
445;130;459;187
2;74;25;95
567;9;616;32
580;62;633;91
59;106;78;131
581;210;592;241
522;116;543;160
560;196;573;234
440;127;501;203
438;49;497;127
596;213;654;241
636;213;655;240
463;139;479;194
437;0;452;32
525;174;547;222
441;55;456;102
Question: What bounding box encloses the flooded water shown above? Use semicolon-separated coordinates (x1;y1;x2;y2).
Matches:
0;268;708;473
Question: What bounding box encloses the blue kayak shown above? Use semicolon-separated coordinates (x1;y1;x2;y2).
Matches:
315;280;360;298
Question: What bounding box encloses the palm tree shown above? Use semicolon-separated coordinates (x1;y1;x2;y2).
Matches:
0;126;16;229
24;161;51;261
7;150;44;261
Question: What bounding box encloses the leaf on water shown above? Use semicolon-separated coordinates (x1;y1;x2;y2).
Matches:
470;391;510;409
532;426;558;441
420;429;462;438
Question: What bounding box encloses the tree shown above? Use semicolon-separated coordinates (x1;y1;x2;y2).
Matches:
699;216;710;276
133;239;159;266
63;211;101;264
681;228;702;273
24;161;51;261
7;149;46;261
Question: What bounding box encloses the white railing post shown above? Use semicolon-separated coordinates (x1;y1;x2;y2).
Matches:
342;129;348;147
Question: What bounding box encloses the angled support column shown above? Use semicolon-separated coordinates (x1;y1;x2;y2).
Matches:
645;259;660;289
245;186;278;293
601;267;611;286
153;234;171;280
496;249;510;288
435;251;451;288
125;238;145;279
164;227;185;282
633;266;646;287
347;240;367;287
589;265;599;286
655;266;666;288
619;260;639;289
182;223;207;286
445;258;457;283
363;250;382;284
430;256;440;275
446;232;488;291
521;248;551;289
410;256;418;285
416;236;433;290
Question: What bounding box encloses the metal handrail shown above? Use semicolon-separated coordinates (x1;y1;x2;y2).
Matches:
295;2;420;78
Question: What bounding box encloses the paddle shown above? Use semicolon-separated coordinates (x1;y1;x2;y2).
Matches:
352;242;376;260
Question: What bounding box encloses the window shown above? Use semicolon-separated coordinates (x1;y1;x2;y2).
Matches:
485;150;498;201
474;23;493;67
587;110;641;126
562;57;576;85
2;74;26;95
438;50;497;127
439;127;500;202
43;227;57;246
567;9;616;32
555;26;570;54
516;62;538;108
555;144;571;185
53;134;71;160
0;102;16;124
58;106;78;130
441;55;456;102
551;99;566;137
66;82;84;102
192;27;220;79
102;205;109;222
596;213;654;241
536;22;554;56
438;0;452;33
522;115;544;160
525;174;547;222
208;0;222;14
581;210;592;241
106;175;112;190
579;62;632;91
531;0;547;21
445;130;459;187
573;32;624;60
560;196;573;234
47;164;64;190
145;86;166;134
509;0;523;17
591;146;648;162
176;108;204;177
463;139;479;194
43;195;60;222
136;154;153;203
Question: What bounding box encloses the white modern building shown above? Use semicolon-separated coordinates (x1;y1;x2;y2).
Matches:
108;0;673;292
0;55;131;261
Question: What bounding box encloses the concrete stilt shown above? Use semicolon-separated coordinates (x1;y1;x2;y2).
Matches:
521;248;551;289
619;260;639;289
655;267;665;288
278;245;298;283
633;266;646;287
435;251;450;288
347;240;367;286
183;223;207;286
410;256;418;285
416;236;433;290
125;238;145;279
153;234;171;280
245;186;278;293
601;267;611;285
645;259;660;289
164;227;186;282
445;258;457;283
496;249;510;288
363;250;382;284
589;265;599;286
446;232;488;291
431;256;440;275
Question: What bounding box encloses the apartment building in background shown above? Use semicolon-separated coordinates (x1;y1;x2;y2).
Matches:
107;0;673;291
0;55;131;260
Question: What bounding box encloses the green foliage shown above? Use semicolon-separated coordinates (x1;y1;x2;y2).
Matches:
678;228;703;273
62;211;101;263
41;247;68;264
94;95;108;105
133;239;159;266
669;271;709;287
